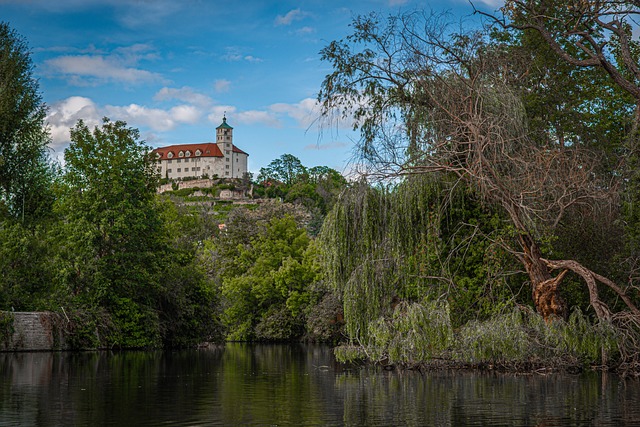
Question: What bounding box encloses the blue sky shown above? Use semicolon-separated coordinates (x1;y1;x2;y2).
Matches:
2;0;501;175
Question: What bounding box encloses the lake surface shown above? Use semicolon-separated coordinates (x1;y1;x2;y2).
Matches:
0;343;639;426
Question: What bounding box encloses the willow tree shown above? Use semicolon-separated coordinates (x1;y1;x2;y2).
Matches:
318;10;640;329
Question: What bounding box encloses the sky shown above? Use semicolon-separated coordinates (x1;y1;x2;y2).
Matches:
1;0;503;175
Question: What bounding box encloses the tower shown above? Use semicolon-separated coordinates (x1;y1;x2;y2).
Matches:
216;115;233;149
216;115;234;177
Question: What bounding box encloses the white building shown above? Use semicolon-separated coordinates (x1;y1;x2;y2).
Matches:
153;116;249;180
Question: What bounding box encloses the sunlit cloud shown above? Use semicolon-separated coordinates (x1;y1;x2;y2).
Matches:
46;96;101;152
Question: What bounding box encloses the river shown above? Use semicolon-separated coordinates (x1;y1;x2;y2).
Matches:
0;343;638;426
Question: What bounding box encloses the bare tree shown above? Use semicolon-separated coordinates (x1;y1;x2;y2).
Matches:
318;11;639;323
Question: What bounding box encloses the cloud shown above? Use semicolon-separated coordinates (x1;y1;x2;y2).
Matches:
45;44;164;85
214;79;231;93
275;9;307;26
269;98;320;128
154;86;212;108
211;109;281;127
46;95;205;150
46;96;102;152
296;26;315;35
104;104;202;131
469;0;505;7
221;47;263;63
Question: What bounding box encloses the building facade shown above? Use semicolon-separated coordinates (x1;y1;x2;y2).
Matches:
153;117;249;180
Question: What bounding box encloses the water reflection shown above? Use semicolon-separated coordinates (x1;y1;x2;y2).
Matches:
0;344;638;426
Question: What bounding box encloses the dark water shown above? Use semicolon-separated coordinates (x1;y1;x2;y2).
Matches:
0;344;639;426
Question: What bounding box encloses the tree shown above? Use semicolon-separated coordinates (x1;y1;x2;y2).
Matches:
58;118;166;347
318;11;639;327
0;22;53;223
203;204;319;341
258;154;307;186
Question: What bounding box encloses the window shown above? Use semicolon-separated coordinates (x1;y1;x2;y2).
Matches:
167;152;174;158
177;159;181;163
225;165;229;169
185;150;191;157
225;172;229;176
167;169;172;173
168;159;172;164
226;143;230;148
195;149;201;156
179;151;184;157
225;150;230;154
226;157;230;162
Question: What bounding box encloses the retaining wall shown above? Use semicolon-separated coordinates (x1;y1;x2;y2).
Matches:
0;312;68;351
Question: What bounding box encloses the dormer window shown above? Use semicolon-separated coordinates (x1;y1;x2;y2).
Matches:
179;151;184;157
185;150;191;157
195;150;202;156
167;152;174;159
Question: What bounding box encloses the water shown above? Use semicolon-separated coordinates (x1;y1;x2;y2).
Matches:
0;343;638;426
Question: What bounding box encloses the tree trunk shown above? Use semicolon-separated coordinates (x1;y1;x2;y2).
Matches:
520;234;568;321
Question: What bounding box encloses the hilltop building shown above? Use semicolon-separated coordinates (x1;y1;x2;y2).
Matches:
153;116;248;180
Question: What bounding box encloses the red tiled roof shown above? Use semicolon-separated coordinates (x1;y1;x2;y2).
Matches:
153;142;249;159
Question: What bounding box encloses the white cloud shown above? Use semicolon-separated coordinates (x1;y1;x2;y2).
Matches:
296;26;315;35
45;43;163;86
214;79;231;93
222;47;263;63
269;98;320;128
154;86;212;108
46;55;163;85
46;96;102;153
104;103;201;131
275;9;307;26
47;95;207;151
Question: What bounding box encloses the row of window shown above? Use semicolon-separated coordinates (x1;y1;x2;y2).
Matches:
166;149;203;159
163;154;236;163
167;167;202;173
166;158;201;164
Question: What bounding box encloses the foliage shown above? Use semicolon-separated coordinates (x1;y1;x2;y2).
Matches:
320;174;517;343
255;154;347;235
204;203;321;341
364;300;453;365
0;22;53;224
454;307;619;367
0;311;14;346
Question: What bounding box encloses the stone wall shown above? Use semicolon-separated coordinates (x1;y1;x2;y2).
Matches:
0;312;68;351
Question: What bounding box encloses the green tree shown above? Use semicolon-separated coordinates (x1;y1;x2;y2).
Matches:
57;118;166;347
204;204;320;341
258;154;307;186
0;22;53;223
